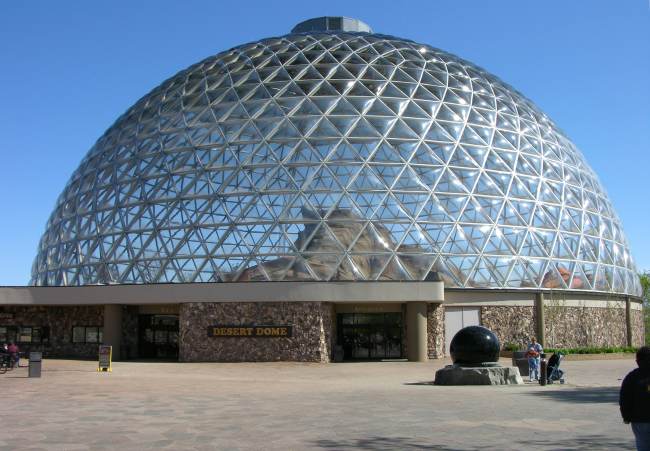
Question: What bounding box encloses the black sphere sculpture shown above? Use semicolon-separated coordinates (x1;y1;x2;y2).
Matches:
450;326;500;366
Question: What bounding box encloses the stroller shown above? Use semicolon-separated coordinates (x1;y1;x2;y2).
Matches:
546;352;566;384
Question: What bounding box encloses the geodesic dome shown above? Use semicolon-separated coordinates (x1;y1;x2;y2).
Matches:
31;18;641;296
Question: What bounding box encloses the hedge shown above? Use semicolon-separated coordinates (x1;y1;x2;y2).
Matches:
503;344;638;354
544;346;637;355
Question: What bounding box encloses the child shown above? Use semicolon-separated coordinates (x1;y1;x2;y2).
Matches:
526;337;543;382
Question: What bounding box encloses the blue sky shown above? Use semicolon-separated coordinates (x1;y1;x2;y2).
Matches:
0;1;648;285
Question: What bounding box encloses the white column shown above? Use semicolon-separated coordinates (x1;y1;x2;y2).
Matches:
406;301;428;362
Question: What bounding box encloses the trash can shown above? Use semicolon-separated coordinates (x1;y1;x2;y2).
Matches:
512;351;529;377
28;352;42;378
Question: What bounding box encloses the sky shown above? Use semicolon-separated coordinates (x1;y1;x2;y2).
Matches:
0;1;648;285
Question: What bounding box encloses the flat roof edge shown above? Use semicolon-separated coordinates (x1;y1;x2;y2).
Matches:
0;281;444;305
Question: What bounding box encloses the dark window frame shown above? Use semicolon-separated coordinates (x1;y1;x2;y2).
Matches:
71;326;103;344
0;325;49;344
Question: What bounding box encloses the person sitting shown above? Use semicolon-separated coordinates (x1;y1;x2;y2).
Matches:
526;337;543;382
7;342;19;368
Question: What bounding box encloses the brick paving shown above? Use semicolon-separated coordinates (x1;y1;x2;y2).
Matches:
0;357;638;450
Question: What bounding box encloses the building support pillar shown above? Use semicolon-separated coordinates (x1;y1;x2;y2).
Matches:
103;304;122;360
625;296;633;347
535;292;545;348
406;301;428;362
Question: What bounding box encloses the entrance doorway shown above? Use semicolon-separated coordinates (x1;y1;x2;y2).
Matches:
444;306;480;354
138;314;179;359
337;313;402;360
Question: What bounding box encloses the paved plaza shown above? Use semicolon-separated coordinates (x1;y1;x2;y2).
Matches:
0;357;639;450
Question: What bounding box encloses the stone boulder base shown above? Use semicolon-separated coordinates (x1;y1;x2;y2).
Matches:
434;365;524;385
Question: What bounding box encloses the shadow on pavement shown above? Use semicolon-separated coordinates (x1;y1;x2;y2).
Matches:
515;434;634;450
312;436;460;450
312;434;634;450
526;386;620;404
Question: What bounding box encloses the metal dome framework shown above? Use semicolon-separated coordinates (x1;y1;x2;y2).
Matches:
31;31;640;296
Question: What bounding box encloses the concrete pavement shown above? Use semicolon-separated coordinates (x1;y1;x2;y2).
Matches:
0;357;638;450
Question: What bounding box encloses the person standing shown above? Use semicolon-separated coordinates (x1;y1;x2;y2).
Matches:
7;342;19;368
620;346;650;451
526;337;543;382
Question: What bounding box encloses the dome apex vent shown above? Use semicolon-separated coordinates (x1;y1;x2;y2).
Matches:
291;17;372;33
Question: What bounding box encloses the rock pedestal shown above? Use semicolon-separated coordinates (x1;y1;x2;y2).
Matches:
434;364;523;385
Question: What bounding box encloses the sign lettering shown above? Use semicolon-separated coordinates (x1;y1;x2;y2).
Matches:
208;325;292;338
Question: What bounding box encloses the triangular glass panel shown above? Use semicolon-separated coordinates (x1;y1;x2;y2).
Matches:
435;168;470;194
327;141;361;163
348;165;385;191
373;194;408;221
371;164;403;189
305;191;342;217
327;164;362;188
392;166;428;191
377;255;412;280
447;146;481;168
424;122;455;142
335;255;369;281
469;257;503;288
540;262;566;289
387;119;420;140
393;192;430;217
459;196;495;224
308;118;342;139
366;99;395;117
348;117;382;138
328;116;358;136
348;191;386;218
305;165;343;191
365;117;397;136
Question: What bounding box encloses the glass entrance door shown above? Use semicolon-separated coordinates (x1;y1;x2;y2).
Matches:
138;314;179;359
337;313;403;360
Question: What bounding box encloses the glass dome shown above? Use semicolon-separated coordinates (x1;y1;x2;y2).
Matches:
31;21;641;295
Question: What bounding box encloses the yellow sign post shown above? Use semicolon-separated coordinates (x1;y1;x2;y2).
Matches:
97;345;112;372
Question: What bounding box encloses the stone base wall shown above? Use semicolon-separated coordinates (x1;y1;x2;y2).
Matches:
544;305;627;348
320;303;335;362
427;303;444;359
179;302;332;362
481;306;536;350
632;309;645;347
0;305;103;358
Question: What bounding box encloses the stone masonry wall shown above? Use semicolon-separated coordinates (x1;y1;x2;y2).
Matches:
481;306;536;350
179;302;331;362
0;305;103;358
631;309;645;347
319;303;334;362
544;304;627;348
427;303;444;359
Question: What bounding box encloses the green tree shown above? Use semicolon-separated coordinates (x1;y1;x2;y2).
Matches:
640;272;650;345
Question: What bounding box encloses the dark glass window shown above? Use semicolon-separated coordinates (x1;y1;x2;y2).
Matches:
0;326;48;343
72;326;103;344
337;313;403;360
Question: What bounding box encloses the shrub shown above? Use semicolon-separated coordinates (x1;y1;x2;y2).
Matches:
502;342;519;352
